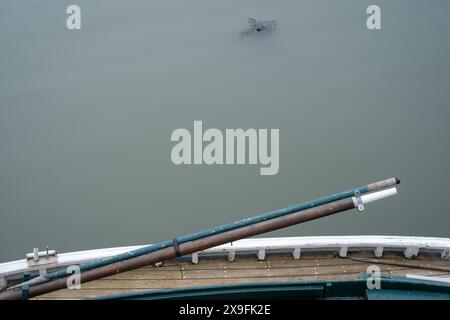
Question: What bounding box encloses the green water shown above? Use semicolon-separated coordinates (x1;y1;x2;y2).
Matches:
1;0;450;262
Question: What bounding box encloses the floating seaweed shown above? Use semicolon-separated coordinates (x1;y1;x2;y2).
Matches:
240;18;278;37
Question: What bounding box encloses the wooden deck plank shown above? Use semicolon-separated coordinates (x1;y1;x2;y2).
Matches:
103;269;182;280
37;274;361;299
181;264;405;280
36;269;450;300
42;269;447;300
80;268;407;289
33;252;450;300
93;261;405;281
182;258;361;270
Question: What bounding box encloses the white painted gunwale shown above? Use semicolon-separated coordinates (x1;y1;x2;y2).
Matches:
1;235;450;279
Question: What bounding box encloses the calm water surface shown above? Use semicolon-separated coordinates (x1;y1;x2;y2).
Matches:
1;0;450;262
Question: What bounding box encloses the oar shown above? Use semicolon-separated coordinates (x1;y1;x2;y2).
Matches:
40;177;400;283
0;181;399;299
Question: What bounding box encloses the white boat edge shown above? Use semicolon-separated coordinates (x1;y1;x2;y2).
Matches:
1;235;450;288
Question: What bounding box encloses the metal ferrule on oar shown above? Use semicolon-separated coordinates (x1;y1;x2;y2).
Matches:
0;177;400;300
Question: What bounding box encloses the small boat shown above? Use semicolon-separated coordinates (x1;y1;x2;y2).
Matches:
1;177;449;300
1;235;450;300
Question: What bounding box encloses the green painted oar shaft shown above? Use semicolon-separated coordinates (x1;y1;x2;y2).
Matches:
44;177;399;281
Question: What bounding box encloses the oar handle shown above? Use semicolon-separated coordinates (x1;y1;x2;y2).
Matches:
367;177;400;191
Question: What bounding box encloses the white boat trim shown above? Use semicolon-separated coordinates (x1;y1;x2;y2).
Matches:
1;235;450;282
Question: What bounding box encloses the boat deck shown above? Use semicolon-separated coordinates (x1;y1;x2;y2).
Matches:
34;250;450;300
